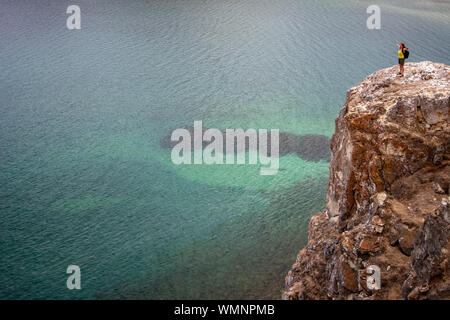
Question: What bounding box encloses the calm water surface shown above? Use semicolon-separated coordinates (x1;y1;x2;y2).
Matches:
1;0;449;299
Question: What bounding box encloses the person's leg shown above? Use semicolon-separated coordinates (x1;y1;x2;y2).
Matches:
399;59;404;76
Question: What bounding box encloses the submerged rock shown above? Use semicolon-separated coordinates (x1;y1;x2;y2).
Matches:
284;61;450;300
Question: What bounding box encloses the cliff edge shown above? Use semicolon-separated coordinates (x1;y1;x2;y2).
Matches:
283;61;450;300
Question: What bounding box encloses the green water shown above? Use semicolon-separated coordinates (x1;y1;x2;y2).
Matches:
1;0;449;299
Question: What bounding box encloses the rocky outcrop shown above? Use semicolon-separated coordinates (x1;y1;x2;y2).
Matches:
283;62;450;300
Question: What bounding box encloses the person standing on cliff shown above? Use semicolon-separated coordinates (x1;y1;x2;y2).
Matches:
397;43;408;77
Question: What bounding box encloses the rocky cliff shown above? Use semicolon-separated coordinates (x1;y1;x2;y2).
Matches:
283;61;450;300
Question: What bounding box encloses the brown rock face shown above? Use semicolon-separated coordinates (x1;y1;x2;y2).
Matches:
283;62;450;300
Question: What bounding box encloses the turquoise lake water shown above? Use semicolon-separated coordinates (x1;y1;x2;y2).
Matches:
1;0;449;299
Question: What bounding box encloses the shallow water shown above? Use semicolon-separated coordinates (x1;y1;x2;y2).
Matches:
1;0;449;299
